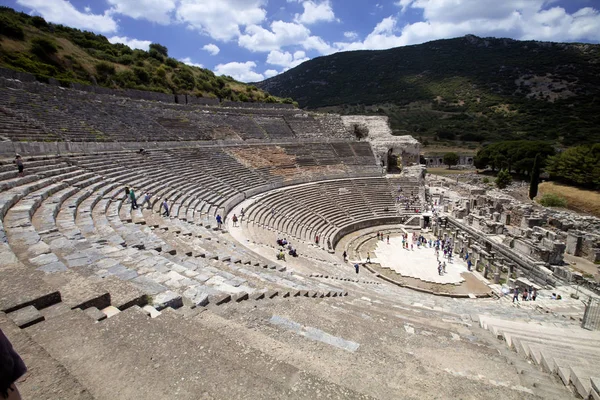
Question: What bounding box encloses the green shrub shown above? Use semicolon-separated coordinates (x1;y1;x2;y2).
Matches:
538;193;567;208
0;15;24;40
30;16;48;29
133;66;150;84
95;61;115;82
31;37;58;61
165;57;178;68
149;43;168;57
117;54;133;65
148;48;164;62
155;65;166;78
482;177;490;184
114;69;137;87
495;169;512;189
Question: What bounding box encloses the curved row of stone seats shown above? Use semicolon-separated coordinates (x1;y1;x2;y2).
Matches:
244;178;405;249
479;315;600;398
0;78;355;142
0;154;240;309
137;212;344;297
0;84;144;142
71;153;342;300
0;107;58;142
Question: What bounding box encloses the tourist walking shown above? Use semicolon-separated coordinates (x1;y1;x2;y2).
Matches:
129;188;138;209
513;287;519;303
216;214;223;229
240;208;245;222
232;214;238;227
13;154;24;177
355;263;360;274
161;199;169;216
140;192;151;209
387;234;390;244
124;186;130;203
531;288;537;301
366;252;371;263
343;250;347;262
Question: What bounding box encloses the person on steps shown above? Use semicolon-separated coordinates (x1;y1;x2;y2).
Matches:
232;214;238;227
161;199;169;217
216;214;223;229
366;252;371;263
129;188;138;210
124;186;130;203
13;155;24;177
0;328;27;400
513;287;519;303
343;250;347;262
354;263;360;274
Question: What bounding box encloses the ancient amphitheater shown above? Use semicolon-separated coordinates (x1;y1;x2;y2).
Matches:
1;70;600;400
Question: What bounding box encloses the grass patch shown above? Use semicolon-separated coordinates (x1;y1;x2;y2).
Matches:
538;193;567;207
538;182;600;217
427;168;473;176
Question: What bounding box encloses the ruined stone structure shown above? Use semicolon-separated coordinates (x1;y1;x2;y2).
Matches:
340;116;420;168
423;153;475;168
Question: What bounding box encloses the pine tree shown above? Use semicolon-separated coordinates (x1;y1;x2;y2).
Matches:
529;153;541;200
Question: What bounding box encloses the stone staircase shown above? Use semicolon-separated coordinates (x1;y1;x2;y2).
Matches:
479;315;600;398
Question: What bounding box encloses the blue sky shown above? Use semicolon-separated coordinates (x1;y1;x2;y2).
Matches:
5;0;600;82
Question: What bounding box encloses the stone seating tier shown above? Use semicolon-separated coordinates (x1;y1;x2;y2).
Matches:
0;78;355;142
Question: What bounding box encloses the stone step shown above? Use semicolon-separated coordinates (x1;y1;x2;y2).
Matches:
0;312;94;399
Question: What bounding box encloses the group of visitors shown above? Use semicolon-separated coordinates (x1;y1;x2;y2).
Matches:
121;187;171;217
276;238;298;260
512;287;539;302
376;231;390;244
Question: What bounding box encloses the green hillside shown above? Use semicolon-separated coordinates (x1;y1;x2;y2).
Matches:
0;6;291;104
258;35;600;146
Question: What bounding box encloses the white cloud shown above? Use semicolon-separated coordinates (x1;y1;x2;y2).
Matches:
202;43;220;55
338;1;600;51
180;57;204;68
16;0;118;33
264;69;279;78
177;0;267;41
266;50;309;69
239;20;310;51
214;61;264;82
294;1;336;25
343;31;358;39
108;36;152;50
238;19;334;54
395;0;413;13
107;0;176;24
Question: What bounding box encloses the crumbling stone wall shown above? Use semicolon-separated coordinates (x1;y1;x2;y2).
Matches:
340;116;420;167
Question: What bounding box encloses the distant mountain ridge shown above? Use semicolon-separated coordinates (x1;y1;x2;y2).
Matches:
257;35;600;146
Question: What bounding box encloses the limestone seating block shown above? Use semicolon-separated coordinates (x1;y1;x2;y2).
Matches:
211;293;231;305
152;290;183;311
101;305;121;318
141;305;161;319
8;305;45;328
84;306;107;321
234;292;249;302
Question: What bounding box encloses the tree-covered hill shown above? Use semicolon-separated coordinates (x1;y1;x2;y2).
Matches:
0;6;292;104
257;35;600;145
